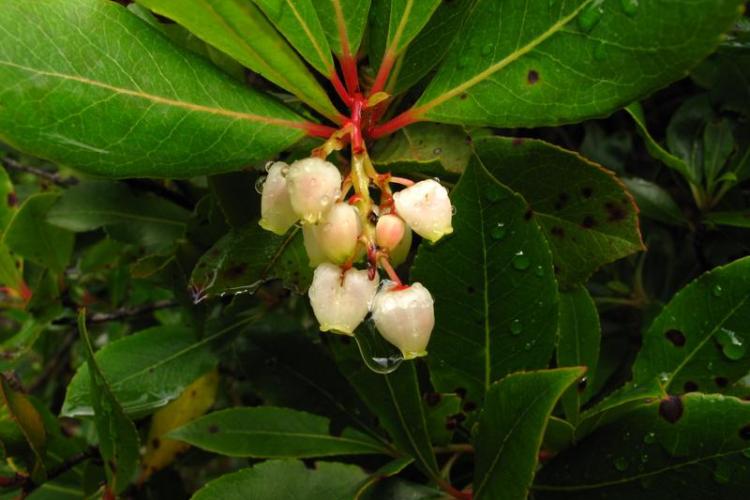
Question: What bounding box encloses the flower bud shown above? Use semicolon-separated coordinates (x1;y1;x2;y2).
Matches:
389;224;412;267
308;263;379;335
286;157;342;224
313;203;361;264
302;224;326;267
371;282;434;359
375;214;406;252
259;162;297;235
393;179;453;242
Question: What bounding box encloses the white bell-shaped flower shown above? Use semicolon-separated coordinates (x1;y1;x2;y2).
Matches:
371;282;434;359
393;179;453;242
286;157;342;223
309;263;379;335
313;202;361;264
259;162;297;235
375;214;406;252
302;224;326;267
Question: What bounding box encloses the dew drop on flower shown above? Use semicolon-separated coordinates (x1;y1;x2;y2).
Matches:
354;318;405;374
254;176;266;194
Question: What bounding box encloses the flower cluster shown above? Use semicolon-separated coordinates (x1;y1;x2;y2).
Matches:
259;156;452;359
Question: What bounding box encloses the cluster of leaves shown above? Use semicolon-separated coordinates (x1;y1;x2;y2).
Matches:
0;0;749;498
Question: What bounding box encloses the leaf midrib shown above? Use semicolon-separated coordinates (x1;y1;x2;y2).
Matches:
284;0;332;74
51;208;186;227
183;428;385;451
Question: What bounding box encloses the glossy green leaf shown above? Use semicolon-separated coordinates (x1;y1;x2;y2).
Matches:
474;136;644;286
136;0;338;120
0;0;307;178
253;0;334;76
542;416;575;454
535;393;750;499
314;0;371;57
391;0;477;94
622;178;687;227
62;325;218;418
703;118;734;189
371;123;472;180
705;211;750;229
413;0;742;127
77;310;140;494
329;337;439;478
190;224;311;300
355;457;415;498
47;181;189;251
411;158;559;402
374;0;442;72
424;393;461;446
192;459;367;500
473;367;584;500
2;193;73;274
557;286;600;424
169;407;390;458
633;256;750;395
666;94;714;183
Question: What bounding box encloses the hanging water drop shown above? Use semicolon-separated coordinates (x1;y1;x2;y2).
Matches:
578;0;605;32
491;223;507;240
510;319;523;336
512;251;531;271
354;319;405;374
254;176;267;194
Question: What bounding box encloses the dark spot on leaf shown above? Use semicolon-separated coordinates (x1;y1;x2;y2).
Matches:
6;192;17;207
527;70;539;84
466;286;476;294
463;401;477;412
151;438;161;449
581;215;596;228
683;381;698;393
454;387;467;399
424;392;442;406
550;226;565;238
659;396;683;423
208;425;220;434
715;377;729;388
554;192;569;210
604;201;627;222
554;265;560;275
577;377;588;392
303;459;317;470
223;264;246;279
512;137;524;146
190;390;197;397
581;187;593;198
460;93;468;100
524;208;534;220
740;425;750;440
665;329;686;347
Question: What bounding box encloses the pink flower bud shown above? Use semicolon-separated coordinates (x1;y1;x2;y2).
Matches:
371;282;434;359
302;224;326;267
390;224;412;267
393;179;453;242
259;162;297;235
308;263;379;335
286;157;342;224
375;214;406;252
313;203;361;264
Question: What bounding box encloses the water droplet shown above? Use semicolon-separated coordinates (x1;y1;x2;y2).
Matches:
512;251;530;271
578;0;605;32
254;176;266;194
535;265;544;277
354;319;405;374
433;147;443;155
640;453;649;464
491;223;506;240
658;372;669;383
643;431;656;444
524;340;536;351
620;0;639;16
457;56;470;68
451;205;458;216
481;43;493;56
613;456;629;471
712;284;723;297
594;42;607;61
510;319;523;336
716;328;746;361
264;161;274;172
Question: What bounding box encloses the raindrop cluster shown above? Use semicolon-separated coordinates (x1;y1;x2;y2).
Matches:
259;155;453;360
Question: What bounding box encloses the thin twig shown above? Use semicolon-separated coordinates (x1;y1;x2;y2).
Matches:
27;330;77;393
20;447;98;497
1;157;76;187
52;299;179;326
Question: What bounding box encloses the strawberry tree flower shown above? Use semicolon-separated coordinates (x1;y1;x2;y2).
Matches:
376;214;411;266
259;161;297;235
308;263;379;335
393;179;453;242
371;281;435;359
286;157;342;223
302;224;326;267
313;202;361;264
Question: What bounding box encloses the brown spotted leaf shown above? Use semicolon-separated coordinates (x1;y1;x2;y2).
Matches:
474;136;644;287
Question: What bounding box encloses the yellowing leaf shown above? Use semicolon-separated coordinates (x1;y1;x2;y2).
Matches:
0;377;47;482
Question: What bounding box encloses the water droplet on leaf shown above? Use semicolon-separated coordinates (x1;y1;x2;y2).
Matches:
510;319;523;336
481;43;493;56
643;431;656;444
491;223;506;240
712;284;724;297
578;0;605;32
716;328;745;361
613;456;629;471
512;251;530;271
620;0;639;16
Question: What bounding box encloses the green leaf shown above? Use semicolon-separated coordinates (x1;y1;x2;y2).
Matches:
191;459;367;500
0;243;23;299
703;118;734;188
412;0;742;127
391;0;477;94
474;136;644;286
2;193;73;274
411;158;559;402
0;0;307;178
136;0;338;120
314;0;371;57
373;0;442;74
535;393;750;498
329;337;439;479
190;224;311;300
557;286;600;424
705;211;750;229
77;310;140;494
47;181;189;251
632;256;750;395
371;123;472;180
0;166;16;232
253;0;334;76
0;377;47;482
61;325;218;418
169;407;390;458
666;94;715;183
622;177;687;227
473;367;585;500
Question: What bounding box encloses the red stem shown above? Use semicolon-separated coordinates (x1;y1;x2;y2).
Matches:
330;71;353;107
370;51;396;96
304;122;338;138
368;109;420;139
350;94;365;154
339;54;360;94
